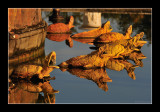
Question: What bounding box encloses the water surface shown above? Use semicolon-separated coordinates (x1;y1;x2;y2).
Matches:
42;11;152;103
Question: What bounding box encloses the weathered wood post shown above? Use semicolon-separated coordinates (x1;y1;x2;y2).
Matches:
8;8;47;64
8;8;48;77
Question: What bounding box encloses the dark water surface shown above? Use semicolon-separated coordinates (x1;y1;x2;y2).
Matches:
42;11;152;103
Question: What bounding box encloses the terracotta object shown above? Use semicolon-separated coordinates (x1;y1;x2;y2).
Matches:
58;44;124;68
47;16;74;33
13;51;59;79
96;25;132;42
59;33;147;69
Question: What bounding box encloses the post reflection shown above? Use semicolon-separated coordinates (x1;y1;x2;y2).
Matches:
9;49;59;104
82;12;101;28
9;77;58;104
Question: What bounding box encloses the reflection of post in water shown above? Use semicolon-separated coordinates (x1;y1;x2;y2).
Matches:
82;12;101;28
9;25;47;63
8;46;45;77
70;12;102;44
9;77;59;104
60;68;112;92
9;51;59;104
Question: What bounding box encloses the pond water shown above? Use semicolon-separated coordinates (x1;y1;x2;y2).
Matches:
42;11;152;104
9;10;152;104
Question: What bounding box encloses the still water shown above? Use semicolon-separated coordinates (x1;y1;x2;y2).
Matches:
42;11;152;103
9;11;152;104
